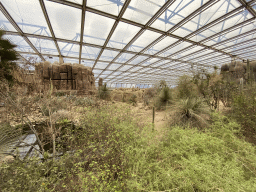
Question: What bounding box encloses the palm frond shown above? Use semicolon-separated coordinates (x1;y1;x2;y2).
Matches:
0;123;22;159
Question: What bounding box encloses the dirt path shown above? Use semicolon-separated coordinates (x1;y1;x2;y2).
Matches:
130;102;169;144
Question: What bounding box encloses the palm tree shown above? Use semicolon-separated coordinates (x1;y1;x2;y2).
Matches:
0;123;22;160
0;30;18;86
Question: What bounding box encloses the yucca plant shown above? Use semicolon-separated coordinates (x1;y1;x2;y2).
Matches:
155;86;172;110
171;97;211;129
129;94;137;106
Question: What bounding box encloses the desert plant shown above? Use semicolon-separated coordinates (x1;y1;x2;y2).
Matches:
98;83;110;100
55;91;66;97
0;123;22;159
155;86;172;110
74;97;95;106
0;30;18;86
129;94;137;106
230;88;256;143
171;97;211;129
177;75;199;99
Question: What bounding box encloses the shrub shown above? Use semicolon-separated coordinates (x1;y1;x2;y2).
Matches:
230;88;256;142
55;91;66;97
171;97;211;129
176;75;199;99
155;86;172;110
40;97;67;116
0;30;18;86
74;97;95;106
129;94;137;106
98;83;110;100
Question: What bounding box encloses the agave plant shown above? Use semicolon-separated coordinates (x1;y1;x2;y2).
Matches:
171;97;211;129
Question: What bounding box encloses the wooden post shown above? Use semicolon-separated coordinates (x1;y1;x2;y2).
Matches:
247;59;251;85
152;107;155;124
152;107;155;131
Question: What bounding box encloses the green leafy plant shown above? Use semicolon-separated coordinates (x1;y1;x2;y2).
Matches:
0;30;18;86
155;86;172;110
98;83;110;100
129;94;137;106
55;91;66;97
177;75;199;99
74;97;95;106
0;123;22;159
171;97;211;129
229;88;256;144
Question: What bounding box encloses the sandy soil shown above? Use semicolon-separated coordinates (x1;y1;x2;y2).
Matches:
129;102;169;144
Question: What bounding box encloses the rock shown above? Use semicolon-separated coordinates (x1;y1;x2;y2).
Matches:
1;155;14;164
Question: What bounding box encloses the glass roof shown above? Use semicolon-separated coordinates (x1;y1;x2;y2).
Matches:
1;0;256;87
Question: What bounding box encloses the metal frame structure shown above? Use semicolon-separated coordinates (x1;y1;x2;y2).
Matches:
1;0;256;87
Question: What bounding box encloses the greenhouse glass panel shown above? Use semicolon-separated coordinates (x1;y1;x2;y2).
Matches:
66;0;83;4
130;55;149;65
28;37;58;55
119;65;133;71
45;56;60;63
122;0;165;25
87;0;124;16
179;0;241;37
81;45;101;60
83;12;115;46
4;35;34;53
1;0;51;36
63;58;79;64
115;52;135;63
150;0;204;32
99;49;119;61
192;11;253;42
58;42;80;57
93;69;102;74
140;58;160;67
108;64;122;70
0;11;16;32
147;37;178;55
94;62;109;70
112;71;121;76
44;0;81;41
174;46;203;58
108;21;141;49
80;60;94;68
129;30;162;52
181;47;207;58
139;68;150;73
159;41;192;57
129;67;143;72
20;54;43;64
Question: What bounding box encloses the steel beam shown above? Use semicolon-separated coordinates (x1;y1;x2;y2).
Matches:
79;0;87;64
0;2;45;61
39;0;62;59
104;0;223;82
237;0;256;17
91;0;131;70
95;0;178;79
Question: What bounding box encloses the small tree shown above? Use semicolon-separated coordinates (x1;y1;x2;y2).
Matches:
98;83;110;100
177;75;198;99
0;30;18;86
